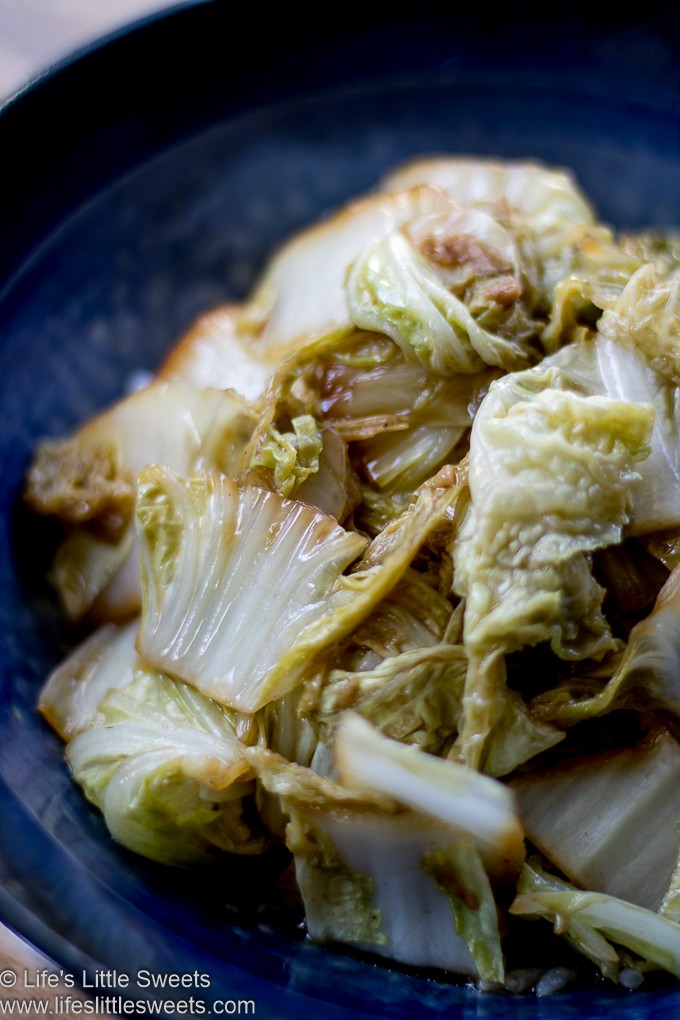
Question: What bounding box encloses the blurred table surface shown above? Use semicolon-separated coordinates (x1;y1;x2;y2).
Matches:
0;3;176;1005
0;0;174;98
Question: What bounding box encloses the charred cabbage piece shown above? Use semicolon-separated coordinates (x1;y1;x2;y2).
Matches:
136;468;366;712
334;713;525;883
66;663;261;866
453;376;653;769
239;185;452;359
511;858;680;981
39;619;139;739
512;729;680;912
598;264;680;385
159;304;281;400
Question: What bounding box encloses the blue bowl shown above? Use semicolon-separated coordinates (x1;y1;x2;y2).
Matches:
2;2;680;1016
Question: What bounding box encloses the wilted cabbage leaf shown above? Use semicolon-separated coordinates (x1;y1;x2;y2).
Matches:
317;644;466;754
239;186;452;359
510;858;680;980
249;413;323;496
346;228;538;376
453;378;653;769
531;564;680;727
422;840;504;982
39;619;139;739
66;663;262;865
598;264;680;385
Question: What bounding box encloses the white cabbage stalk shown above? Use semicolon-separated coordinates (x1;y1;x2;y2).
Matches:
159;303;281;400
359;424;465;492
381;158;594;231
240;185;452;359
512;728;680;911
510;859;680;980
453;380;653;768
136;468;366;712
298;810;484;977
321;354;497;430
334;713;525;883
66;667;258;866
39;619;139;739
531;564;680;726
293;427;359;522
246;745;500;979
346;232;531;375
596;336;680;534
598;264;680;385
138;466;462;712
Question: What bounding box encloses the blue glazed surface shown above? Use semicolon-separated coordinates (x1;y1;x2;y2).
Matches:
2;10;680;1018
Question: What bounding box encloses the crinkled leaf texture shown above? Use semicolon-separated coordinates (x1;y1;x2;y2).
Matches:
39;619;139;739
250;413;323;496
240;185;452;359
136;468;366;712
452;373;653;769
512;729;680;912
66;664;261;866
317;643;466;755
598;264;680;385
511;858;680;981
346;230;535;376
334;713;525;884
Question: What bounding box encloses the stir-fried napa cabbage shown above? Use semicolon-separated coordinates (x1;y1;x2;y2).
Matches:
67;663;263;866
510;858;680;981
531;564;680;726
239;186;452;359
452;377;653;770
346;208;541;375
159;304;282;400
512;729;680;911
25;381;256;621
29;153;680;992
599;264;680;385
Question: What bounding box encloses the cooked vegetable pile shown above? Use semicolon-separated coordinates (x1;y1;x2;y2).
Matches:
25;156;680;994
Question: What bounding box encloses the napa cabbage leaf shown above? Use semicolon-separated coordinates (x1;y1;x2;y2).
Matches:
452;378;653;770
510;858;680;981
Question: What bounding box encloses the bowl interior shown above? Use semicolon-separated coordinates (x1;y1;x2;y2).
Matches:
2;61;680;1020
